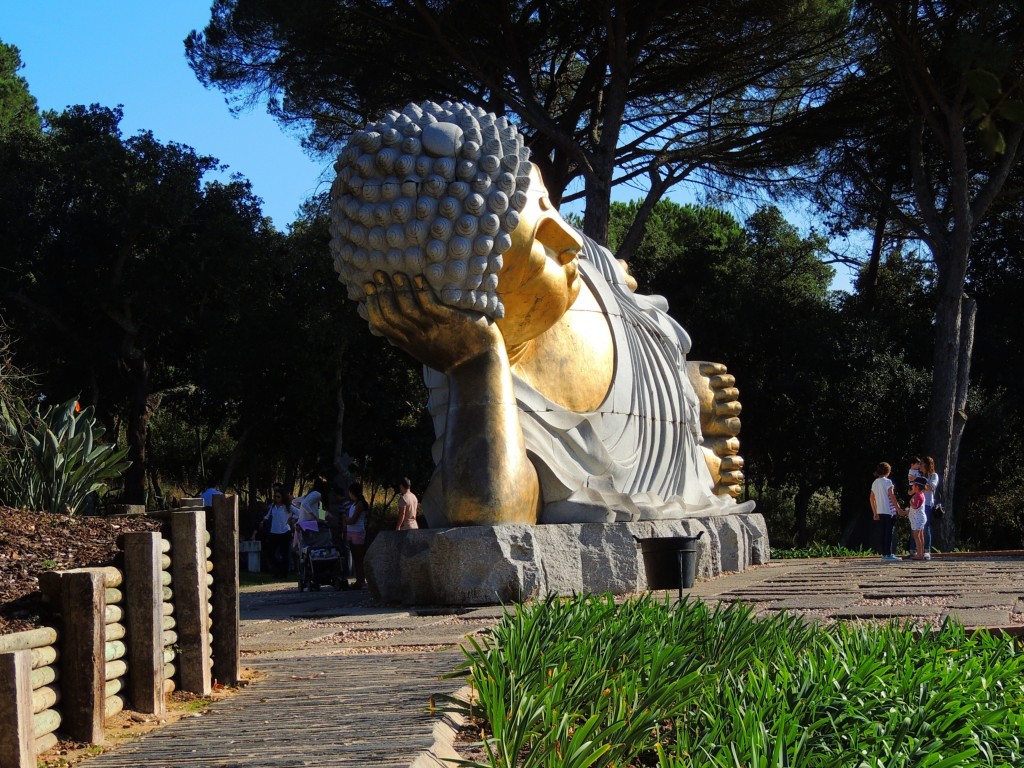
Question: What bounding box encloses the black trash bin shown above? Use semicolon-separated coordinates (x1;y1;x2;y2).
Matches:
636;532;704;595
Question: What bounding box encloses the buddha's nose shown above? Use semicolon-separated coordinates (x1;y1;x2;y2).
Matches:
538;216;583;264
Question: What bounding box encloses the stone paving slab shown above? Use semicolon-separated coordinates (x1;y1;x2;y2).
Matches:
438;605;511;620
941;608;1014;627
716;592;783;602
239;622;353;651
830;605;944;619
861;589;962;599
720;589;856;593
766;595;861;610
947;594;1020;608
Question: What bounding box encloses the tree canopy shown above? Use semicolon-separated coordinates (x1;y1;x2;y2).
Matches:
186;0;853;247
4;7;1024;547
0;99;433;514
809;0;1024;541
0;40;40;139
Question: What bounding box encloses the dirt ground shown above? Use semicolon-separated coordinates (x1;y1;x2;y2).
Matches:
0;506;163;634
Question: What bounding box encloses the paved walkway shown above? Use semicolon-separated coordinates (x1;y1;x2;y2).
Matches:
80;585;505;768
78;554;1023;767
688;553;1024;632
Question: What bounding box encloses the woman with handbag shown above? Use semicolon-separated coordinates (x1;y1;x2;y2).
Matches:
921;456;940;558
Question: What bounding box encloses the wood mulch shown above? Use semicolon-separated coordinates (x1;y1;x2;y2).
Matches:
0;506;162;634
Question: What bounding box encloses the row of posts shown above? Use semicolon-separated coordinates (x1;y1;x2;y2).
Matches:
0;495;240;768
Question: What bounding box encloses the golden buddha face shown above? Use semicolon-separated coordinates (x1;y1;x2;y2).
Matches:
496;166;583;347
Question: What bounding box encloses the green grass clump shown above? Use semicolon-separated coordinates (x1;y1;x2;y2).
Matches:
445;595;1024;767
770;543;874;559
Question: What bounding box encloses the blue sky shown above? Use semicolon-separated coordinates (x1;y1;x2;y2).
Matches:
0;1;330;230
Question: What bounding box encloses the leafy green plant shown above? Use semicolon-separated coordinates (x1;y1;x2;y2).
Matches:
446;595;1024;767
770;543;875;559
0;396;130;514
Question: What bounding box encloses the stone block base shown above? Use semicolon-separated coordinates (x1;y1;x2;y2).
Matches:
365;513;769;605
238;540;261;572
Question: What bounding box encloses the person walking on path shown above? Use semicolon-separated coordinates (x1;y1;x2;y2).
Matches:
346;482;369;588
396;477;419;531
870;462;904;562
259;488;296;578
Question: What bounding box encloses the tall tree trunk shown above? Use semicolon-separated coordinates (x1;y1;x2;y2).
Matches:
145;429;163;508
925;245;973;551
333;347;348;482
122;355;151;504
794;484;814;548
221;424;253;491
861;175;894;313
938;295;975;549
613;172;673;262
582;170;612;246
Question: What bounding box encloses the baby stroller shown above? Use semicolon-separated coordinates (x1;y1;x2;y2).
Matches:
296;520;345;591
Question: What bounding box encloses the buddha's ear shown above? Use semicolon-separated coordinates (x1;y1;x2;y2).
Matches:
536;215;582;261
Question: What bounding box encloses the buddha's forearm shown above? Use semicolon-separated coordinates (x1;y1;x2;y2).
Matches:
442;347;540;525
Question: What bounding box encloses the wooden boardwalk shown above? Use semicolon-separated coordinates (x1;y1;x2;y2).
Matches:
80;651;463;768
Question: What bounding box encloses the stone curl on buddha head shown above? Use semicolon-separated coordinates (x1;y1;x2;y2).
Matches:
330;101;534;322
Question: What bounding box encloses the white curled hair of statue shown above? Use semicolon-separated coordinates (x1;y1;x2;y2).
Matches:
329;101;534;324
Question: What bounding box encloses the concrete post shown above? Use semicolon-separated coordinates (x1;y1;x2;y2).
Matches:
122;531;166;715
0;650;35;768
170;510;212;695
59;570;106;743
210;494;240;685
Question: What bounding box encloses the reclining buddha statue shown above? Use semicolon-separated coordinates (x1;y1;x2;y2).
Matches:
330;101;753;527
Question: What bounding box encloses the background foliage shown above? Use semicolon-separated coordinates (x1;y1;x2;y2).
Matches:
2;2;1024;549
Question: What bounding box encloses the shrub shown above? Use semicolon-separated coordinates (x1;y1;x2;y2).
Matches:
770;543;873;559
446;595;1024;767
751;483;843;547
0;396;130;514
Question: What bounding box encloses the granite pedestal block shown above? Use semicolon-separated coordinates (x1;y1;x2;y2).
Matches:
365;513;769;605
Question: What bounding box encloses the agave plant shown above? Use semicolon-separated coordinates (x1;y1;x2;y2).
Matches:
0;396;130;515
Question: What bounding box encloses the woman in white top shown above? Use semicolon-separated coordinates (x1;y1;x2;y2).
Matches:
260;489;295;577
870;462;903;561
345;483;369;588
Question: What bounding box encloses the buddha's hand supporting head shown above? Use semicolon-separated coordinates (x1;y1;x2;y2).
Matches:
330;101;583;357
363;270;503;374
